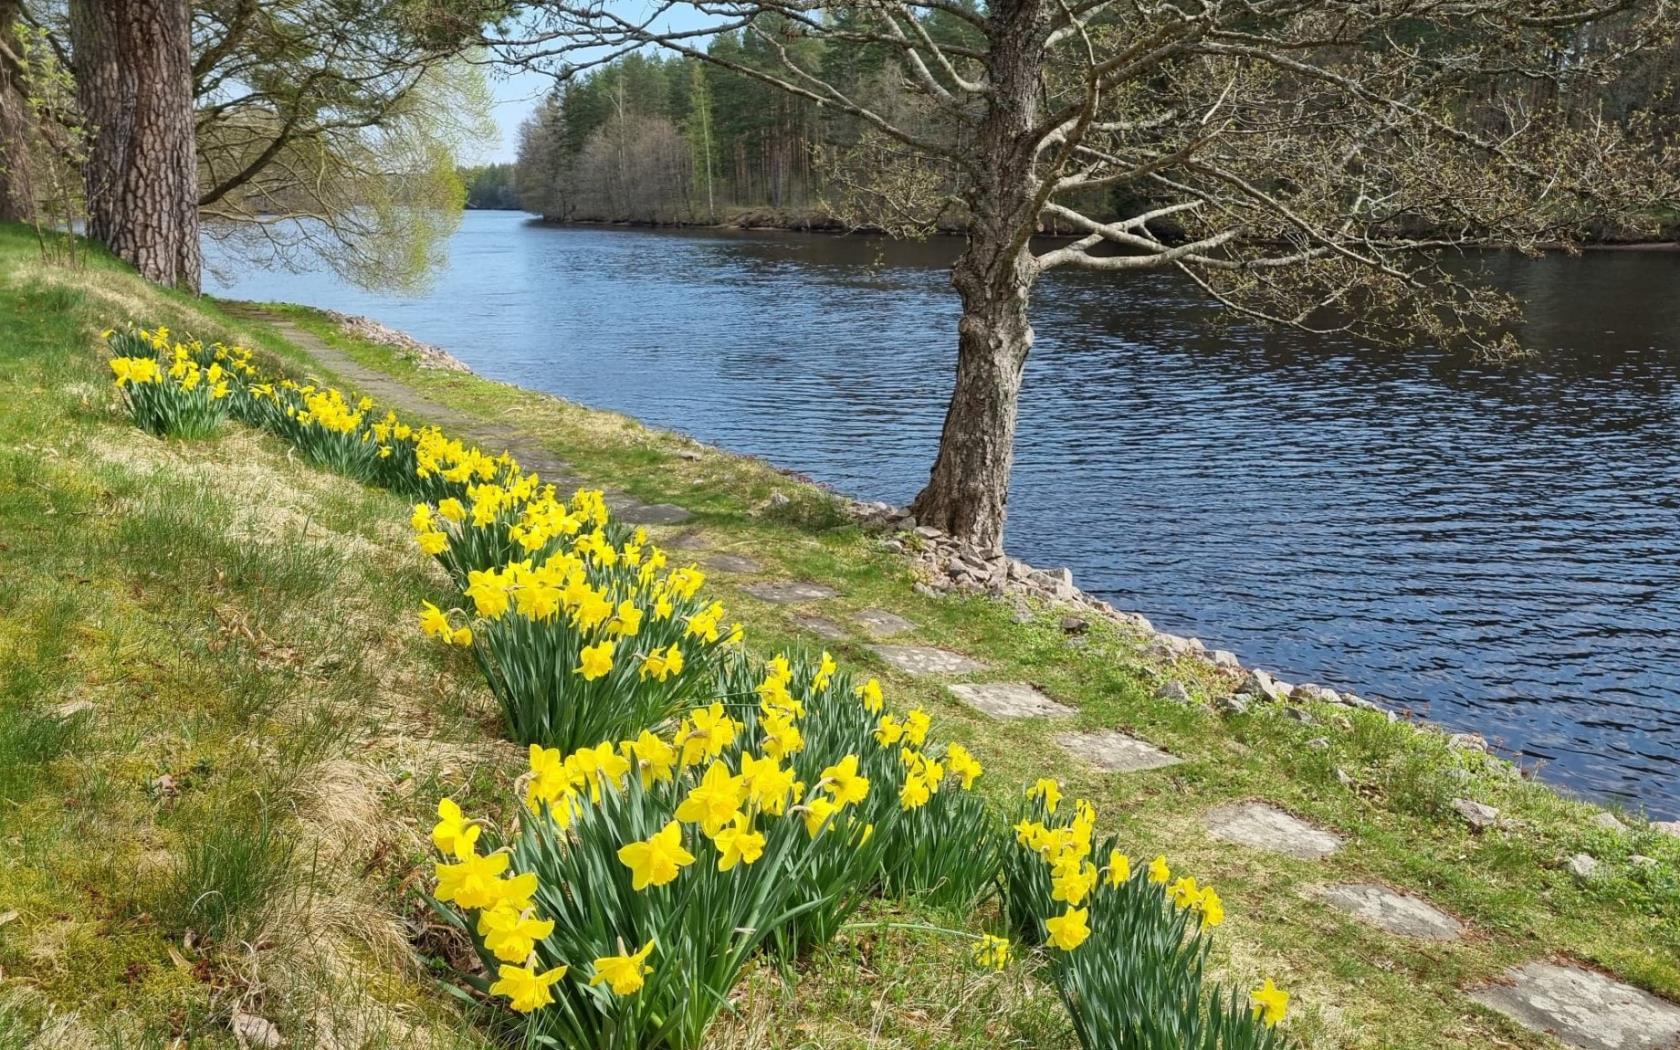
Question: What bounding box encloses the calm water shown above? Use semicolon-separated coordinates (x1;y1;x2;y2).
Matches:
205;210;1680;818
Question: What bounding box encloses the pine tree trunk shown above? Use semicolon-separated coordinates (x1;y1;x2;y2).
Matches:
908;0;1047;554
0;0;33;223
70;0;200;291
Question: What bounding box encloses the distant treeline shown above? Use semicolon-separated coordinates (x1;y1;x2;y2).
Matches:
462;164;521;210
511;21;1680;236
511;26;987;228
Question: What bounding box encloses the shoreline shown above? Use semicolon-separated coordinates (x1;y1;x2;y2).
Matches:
299;300;1676;824
475;208;1680;252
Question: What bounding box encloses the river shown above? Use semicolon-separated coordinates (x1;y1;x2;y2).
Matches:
204;209;1680;819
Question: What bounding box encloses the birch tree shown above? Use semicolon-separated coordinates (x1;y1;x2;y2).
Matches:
494;0;1680;553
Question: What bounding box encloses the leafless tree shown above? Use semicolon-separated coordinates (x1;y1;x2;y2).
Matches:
492;0;1680;553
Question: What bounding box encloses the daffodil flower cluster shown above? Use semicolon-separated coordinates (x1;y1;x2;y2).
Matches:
106;329;237;439
428;649;936;1050
416;488;743;751
1003;783;1295;1050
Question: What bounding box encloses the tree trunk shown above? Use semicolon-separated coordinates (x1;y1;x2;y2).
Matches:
908;0;1048;554
70;0;200;291
910;256;1034;553
0;0;33;223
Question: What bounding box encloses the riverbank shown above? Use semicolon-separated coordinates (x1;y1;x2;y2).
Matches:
2;227;1678;1049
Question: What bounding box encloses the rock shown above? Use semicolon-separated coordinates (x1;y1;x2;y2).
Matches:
1210;649;1242;671
1204;802;1344;860
854;608;914;638
1469;962;1680;1050
1307;737;1331;750
873;645;987;676
1283;707;1316;724
741;581;837;604
791;615;848;642
1566;853;1600;881
912;582;941;599
1155;681;1192;704
231;1011;282;1049
1335;768;1356;788
1054;730;1181;773
1451;798;1500;831
767;492;791;508
913;525;942;539
1310;883;1465;940
1448;732;1488;752
1060;615;1089;635
1215;694;1251;716
947;682;1073;719
1592;812;1629;833
1630;855;1658;870
1242;669;1289;704
701;552;762;574
1654;821;1680;839
1010;600;1033;624
1343;692;1381;711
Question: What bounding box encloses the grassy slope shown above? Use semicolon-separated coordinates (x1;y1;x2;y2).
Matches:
0;223;1674;1050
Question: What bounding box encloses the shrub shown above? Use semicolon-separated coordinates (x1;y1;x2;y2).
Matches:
1003;785;1295;1050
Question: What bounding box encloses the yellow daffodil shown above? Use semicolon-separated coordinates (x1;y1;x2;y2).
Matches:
576;639;615;681
1044;906;1090;951
478;903;556;963
616;820;694;890
1251;978;1289;1027
1148;854;1171;884
820;754;870;807
1106;850;1131;886
490;962;569;1012
431;798;479;860
713;812;766;871
1028;778;1063;814
855;677;884;714
591;939;655;996
434;850;511;910
1198;886;1225;927
973;934;1012;971
674;761;746;836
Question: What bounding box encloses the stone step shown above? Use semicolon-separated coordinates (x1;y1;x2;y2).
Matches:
741;581;839;603
1204;802;1344;860
947;681;1071;718
1055;730;1181;772
1308;883;1464;940
872;645;987;676
855;608;914;638
1469;962;1680;1050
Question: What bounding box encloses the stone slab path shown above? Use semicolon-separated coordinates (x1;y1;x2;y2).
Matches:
948;682;1072;718
1205;802;1344;860
701;552;763;574
872;646;987;676
791;614;849;642
1055;730;1181;772
1309;883;1464;940
742;581;838;603
222;304;690;526
1469;962;1680;1050
855;608;915;638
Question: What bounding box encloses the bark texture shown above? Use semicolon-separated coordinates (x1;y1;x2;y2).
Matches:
70;0;200;290
0;0;32;222
908;0;1048;554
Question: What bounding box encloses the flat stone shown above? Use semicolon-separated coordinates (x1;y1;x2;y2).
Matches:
855;608;914;638
742;581;838;604
1205;802;1343;860
1309;883;1464;940
947;682;1071;719
1469;962;1680;1050
791;614;848;642
1055;730;1181;773
612;501;691;525
1452;798;1501;831
873;645;986;676
702;552;762;574
666;531;710;551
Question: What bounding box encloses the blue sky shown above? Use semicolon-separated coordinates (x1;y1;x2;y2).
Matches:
477;66;553;164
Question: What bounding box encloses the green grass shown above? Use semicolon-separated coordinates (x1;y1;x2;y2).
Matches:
1;221;1676;1049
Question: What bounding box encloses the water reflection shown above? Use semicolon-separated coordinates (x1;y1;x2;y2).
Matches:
205;212;1680;817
